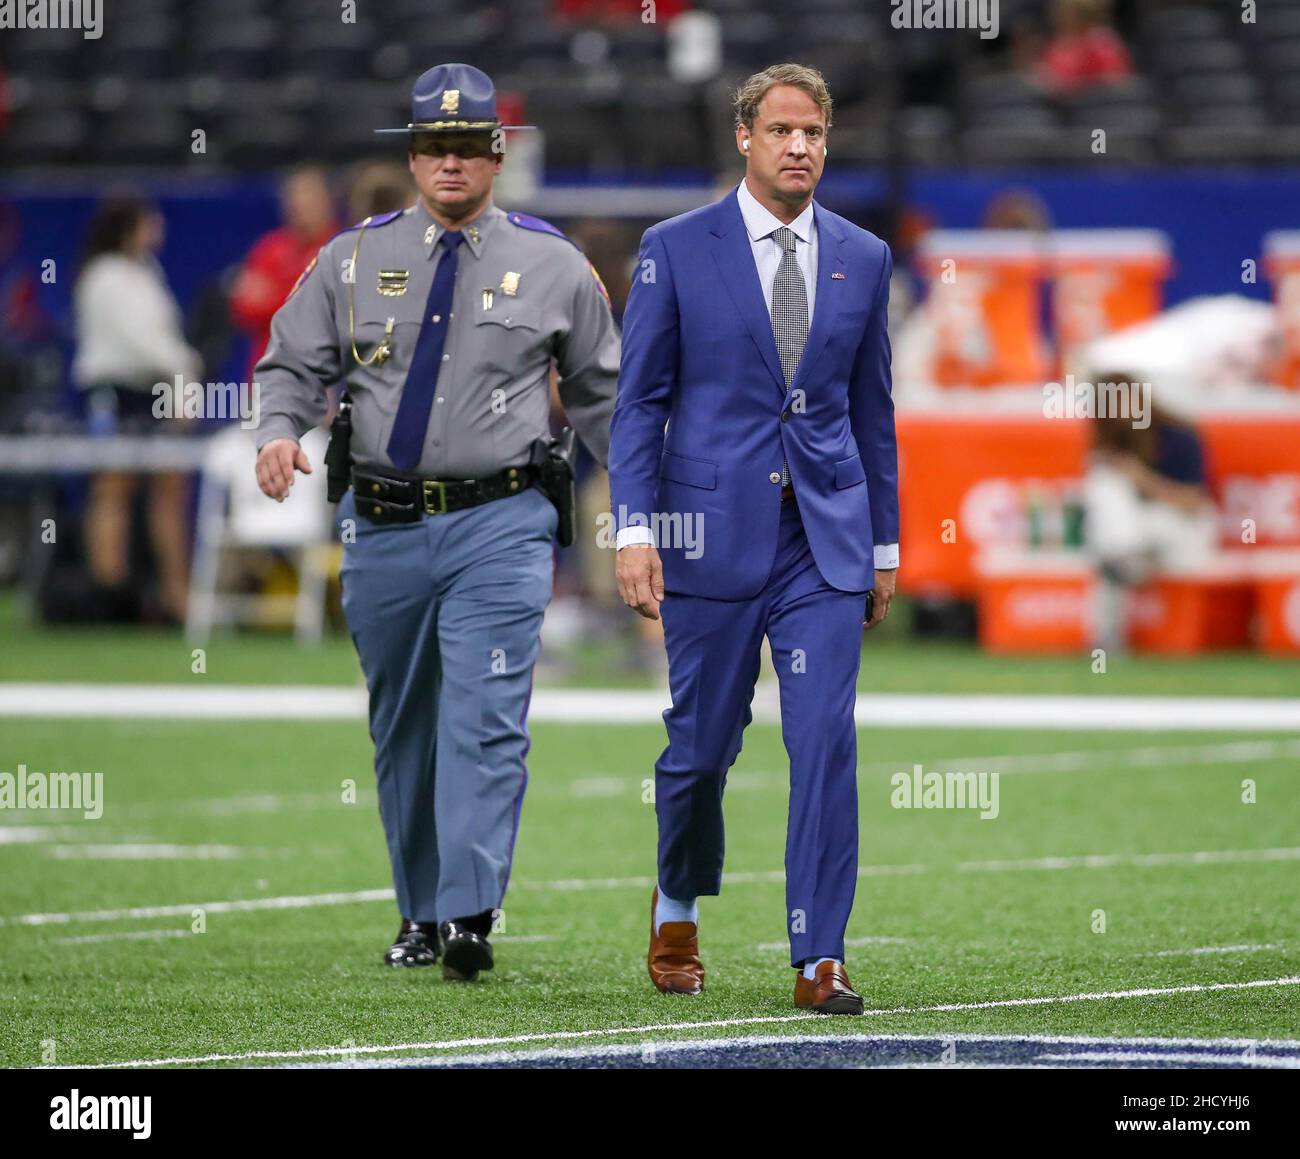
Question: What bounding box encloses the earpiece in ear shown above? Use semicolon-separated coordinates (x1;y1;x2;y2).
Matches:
742;140;750;151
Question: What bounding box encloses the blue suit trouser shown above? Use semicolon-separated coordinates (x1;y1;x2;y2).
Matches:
339;485;556;924
656;498;866;966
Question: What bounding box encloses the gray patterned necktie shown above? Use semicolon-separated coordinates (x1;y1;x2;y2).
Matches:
771;226;809;487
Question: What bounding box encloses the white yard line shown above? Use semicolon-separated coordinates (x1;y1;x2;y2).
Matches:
6;845;1297;927
44;844;267;860
0;887;396;927
570;737;1300;797
36;977;1300;1070
1;684;1299;731
0;826;97;845
957;847;1300;872
757;936;910;952
54;929;191;945
1147;944;1281;957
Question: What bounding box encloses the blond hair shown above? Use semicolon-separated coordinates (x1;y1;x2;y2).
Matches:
733;63;833;132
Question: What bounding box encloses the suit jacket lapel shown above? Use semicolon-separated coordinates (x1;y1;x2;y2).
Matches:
791;203;846;393
710;191;786;393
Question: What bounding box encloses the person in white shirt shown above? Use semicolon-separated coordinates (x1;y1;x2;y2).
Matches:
73;198;202;621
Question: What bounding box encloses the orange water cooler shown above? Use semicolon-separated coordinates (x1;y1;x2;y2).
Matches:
917;231;1050;387
1264;231;1300;389
1050;230;1171;376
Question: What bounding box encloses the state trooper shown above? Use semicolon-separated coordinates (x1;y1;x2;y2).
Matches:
253;63;619;981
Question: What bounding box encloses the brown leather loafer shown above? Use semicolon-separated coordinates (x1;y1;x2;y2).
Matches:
793;960;864;1015
647;888;704;995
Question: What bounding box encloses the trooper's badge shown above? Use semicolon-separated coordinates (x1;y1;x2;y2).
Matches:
377;269;409;297
441;89;460;115
501;271;520;297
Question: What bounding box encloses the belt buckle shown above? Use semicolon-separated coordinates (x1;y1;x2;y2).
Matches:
422;479;447;515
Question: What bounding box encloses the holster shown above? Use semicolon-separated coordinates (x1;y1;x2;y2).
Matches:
530;426;578;548
324;394;353;504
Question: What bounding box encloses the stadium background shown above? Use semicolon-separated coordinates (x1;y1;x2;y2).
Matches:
1;0;1298;1070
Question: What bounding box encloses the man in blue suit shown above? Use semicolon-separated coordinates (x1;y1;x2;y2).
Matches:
607;63;899;1015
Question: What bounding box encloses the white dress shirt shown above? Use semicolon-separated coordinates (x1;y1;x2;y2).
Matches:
618;181;899;571
736;176;818;320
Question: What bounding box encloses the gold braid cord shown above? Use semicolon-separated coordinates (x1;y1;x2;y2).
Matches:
347;216;394;368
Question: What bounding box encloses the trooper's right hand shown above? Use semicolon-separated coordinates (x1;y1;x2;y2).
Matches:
256;438;313;502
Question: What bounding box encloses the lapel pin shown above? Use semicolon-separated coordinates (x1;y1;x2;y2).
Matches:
831;272;846;280
424;224;437;246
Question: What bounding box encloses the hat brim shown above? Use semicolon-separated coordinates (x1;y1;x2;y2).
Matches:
374;122;537;134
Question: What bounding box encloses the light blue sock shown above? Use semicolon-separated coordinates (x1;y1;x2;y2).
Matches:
802;956;838;980
655;887;698;933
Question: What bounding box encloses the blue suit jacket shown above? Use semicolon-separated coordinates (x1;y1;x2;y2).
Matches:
608;189;898;601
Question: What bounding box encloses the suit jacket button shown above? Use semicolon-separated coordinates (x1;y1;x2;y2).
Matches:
781;411;790;422
769;472;781;484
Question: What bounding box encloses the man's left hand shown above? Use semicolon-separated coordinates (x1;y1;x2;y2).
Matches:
865;568;897;630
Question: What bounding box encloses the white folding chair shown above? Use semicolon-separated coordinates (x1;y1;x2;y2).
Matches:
186;425;334;644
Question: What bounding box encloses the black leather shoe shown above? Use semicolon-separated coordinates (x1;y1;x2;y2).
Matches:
383;919;441;967
439;919;494;981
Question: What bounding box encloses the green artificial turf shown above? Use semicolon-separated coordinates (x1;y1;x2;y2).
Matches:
2;718;1297;1067
3;590;1299;696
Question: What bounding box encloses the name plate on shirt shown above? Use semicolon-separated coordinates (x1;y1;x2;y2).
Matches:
377;270;410;296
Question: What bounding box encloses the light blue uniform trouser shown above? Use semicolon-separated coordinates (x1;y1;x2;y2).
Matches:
338;484;557;924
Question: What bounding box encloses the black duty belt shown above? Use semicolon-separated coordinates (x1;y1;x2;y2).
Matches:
352;465;536;524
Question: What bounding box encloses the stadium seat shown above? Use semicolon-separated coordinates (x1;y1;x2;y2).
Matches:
187;18;279;78
0;108;92;167
92;19;183;79
215;113;310;171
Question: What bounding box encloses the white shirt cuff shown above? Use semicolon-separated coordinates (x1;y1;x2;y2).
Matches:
874;543;899;570
616;526;655;550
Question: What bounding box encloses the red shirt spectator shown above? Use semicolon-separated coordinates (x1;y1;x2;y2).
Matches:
1036;0;1133;94
230;167;337;379
1038;27;1132;92
553;0;688;23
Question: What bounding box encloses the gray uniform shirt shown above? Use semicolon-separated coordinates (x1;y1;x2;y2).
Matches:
254;200;619;476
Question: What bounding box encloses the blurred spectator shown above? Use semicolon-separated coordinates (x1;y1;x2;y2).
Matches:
1084;382;1218;651
553;0;688;25
982;187;1052;233
344;160;415;223
72;197;203;622
229;165;337;379
1033;0;1133;94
